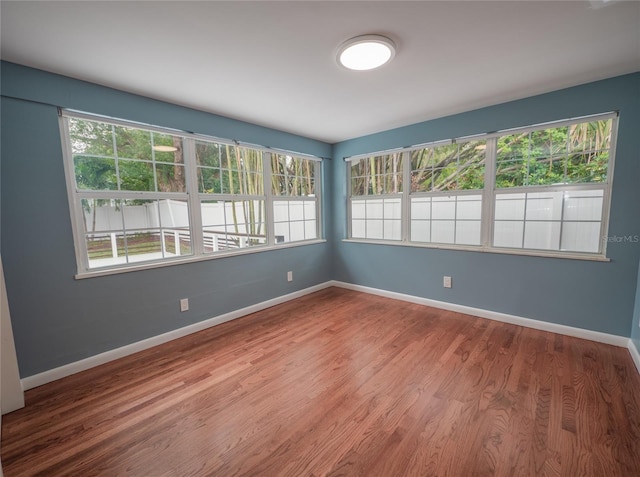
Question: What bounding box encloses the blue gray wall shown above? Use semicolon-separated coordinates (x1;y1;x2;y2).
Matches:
2;62;639;380
332;73;640;337
1;62;333;378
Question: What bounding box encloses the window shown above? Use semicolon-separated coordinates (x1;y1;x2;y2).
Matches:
493;120;613;253
271;154;320;243
347;113;618;259
349;153;403;240
410;140;485;246
61;112;322;275
196;140;266;252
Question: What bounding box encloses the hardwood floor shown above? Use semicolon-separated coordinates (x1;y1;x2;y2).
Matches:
2;287;640;476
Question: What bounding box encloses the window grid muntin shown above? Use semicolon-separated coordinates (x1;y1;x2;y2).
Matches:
270;156;320;242
493;186;605;254
349;153;403;241
348;113;617;258
61;111;323;274
200;199;267;253
70;118;186;194
410;140;486;193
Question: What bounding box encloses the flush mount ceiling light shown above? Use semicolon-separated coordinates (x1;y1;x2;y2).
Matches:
337;34;396;71
153;145;178;152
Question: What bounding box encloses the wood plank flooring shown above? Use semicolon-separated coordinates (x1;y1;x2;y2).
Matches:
2;287;640;476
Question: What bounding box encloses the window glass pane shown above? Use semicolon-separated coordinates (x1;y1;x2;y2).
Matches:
494;221;524;248
274;201;289;222
561;222;601;253
411;220;430;243
158;200;190;228
274;222;289;244
366;199;384;219
274;199;317;243
384;220;402;240
86;231;125;268
566;152;608;183
432;197;456;220
523;222;561;250
122;199;160;230
384;198;401;220
152;134;184;164
289;221;305;242
74;156;117;191
431;221;455;244
272;155;316;196
563;191;603;221
526;155;565;186
198;167;222;194
495;159;526;188
113;125;152;161
196;141;224;168
201;200;266;252
411;197;431;220
495;194;525;220
81;198;122;234
352;200;366;219
367;220;384;240
568;121;611;153
69;118;114;156
412;141;485;192
351;153;402;195
304;220;317;240
197;142;264;196
497;133;530;162
525;191;562;221
155;163;186;193
162;229;192;256
456;195;482;220
304;201;315;219
118;159;155;192
289;201;305;221
456;221;481;246
124;229;163;262
529;127;567;159
352;219;366;239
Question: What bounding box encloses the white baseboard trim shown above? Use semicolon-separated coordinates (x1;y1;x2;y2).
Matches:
21;280;637;390
21;282;333;391
629;339;640;374
329;280;630;348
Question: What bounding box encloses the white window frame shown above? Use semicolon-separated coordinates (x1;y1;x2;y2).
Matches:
271;153;322;244
60;110;324;278
347;152;405;242
346;112;618;261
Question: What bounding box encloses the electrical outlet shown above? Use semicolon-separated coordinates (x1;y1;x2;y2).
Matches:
180;298;189;312
287;271;293;282
443;276;452;288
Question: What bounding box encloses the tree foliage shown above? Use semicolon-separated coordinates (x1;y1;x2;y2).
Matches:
350;119;612;196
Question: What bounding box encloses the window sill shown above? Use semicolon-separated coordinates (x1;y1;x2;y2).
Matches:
342;239;611;262
75;239;327;279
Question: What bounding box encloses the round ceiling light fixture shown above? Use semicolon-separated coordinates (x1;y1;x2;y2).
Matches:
337;34;396;71
153;145;178;152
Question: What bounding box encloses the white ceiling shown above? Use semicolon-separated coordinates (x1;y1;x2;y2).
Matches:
1;1;639;143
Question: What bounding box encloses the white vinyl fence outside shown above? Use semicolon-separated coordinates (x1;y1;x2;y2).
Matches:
84;199;314;268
